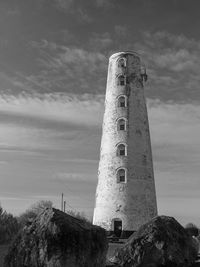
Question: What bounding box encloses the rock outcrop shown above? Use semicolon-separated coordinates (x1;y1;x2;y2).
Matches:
109;215;198;267
4;208;108;267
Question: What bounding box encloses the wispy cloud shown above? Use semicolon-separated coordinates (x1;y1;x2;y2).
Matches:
95;0;115;8
9;30;200;102
52;0;92;23
27;31;200;101
89;32;113;51
153;49;195;72
27;41;107;94
0;161;8;165
147;99;200;224
1;93;200;223
1;92;200;168
114;25;128;38
53;0;74;10
132;31;200;102
56;172;95;182
148;99;200;165
0;93;104;127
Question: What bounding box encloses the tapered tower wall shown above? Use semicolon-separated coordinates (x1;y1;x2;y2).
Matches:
93;52;157;233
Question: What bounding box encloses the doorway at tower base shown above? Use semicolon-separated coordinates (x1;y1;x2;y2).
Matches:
107;230;134;240
104;218;135;239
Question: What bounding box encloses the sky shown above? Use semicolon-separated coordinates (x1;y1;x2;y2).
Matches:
0;0;200;226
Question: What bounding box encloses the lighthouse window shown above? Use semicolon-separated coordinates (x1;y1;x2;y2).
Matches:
117;118;126;131
117;168;126;183
118;58;126;68
118;75;125;86
118;96;127;107
117;144;126;156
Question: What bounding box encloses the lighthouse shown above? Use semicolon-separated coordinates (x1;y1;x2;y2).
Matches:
93;51;157;237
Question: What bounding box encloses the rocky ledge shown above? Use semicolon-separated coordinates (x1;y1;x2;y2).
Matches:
108;215;198;267
4;208;108;267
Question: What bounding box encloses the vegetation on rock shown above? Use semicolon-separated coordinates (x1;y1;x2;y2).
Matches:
185;223;200;237
110;216;198;267
0;205;20;245
4;207;108;267
17;200;53;227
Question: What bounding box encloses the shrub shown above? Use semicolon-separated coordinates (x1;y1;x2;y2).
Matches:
0;205;20;244
185;222;199;237
18;200;53;227
191;236;200;254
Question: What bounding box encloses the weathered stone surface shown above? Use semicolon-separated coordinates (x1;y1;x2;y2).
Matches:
4;208;108;267
109;216;198;267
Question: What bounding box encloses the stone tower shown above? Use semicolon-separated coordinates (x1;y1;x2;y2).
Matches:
93;51;157;237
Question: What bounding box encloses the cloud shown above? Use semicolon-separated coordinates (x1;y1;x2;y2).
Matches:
1;92;200;168
0;161;8;165
56;172;95;182
114;25;128;37
26;31;200;102
142;31;198;50
57;47;106;67
153;49;195;72
1;27;200;222
53;0;74;10
0;71;35;94
6;7;20;16
132;31;200;102
52;0;92;23
0;93;200;224
5;93;199;183
0;93;104;127
140;31;200;73
95;0;116;8
27;41;107;94
148;99;200;163
19;31;200;102
0;92;104;161
61;158;98;164
89;32;113;51
147;99;200;222
143;100;200;217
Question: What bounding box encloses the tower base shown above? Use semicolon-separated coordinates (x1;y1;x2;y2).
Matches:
107;230;134;239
